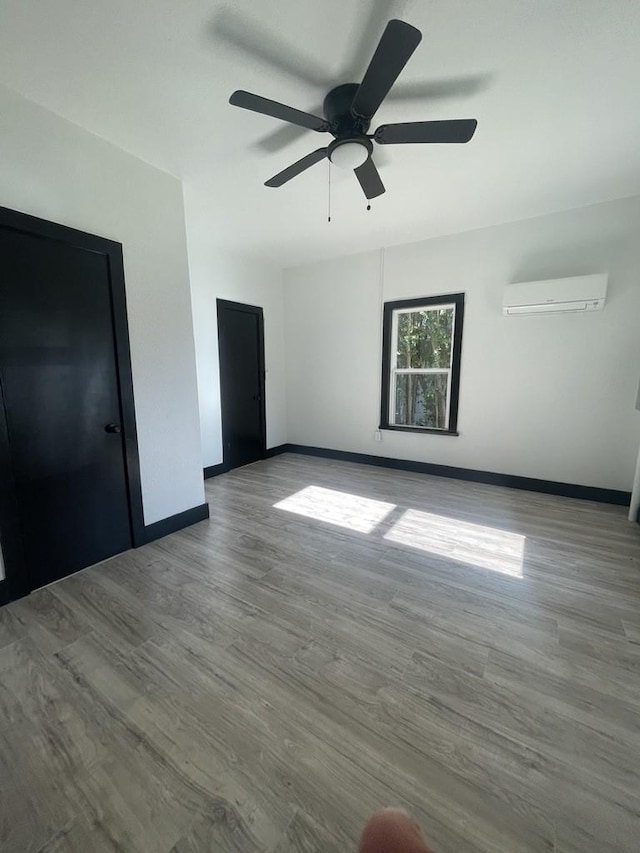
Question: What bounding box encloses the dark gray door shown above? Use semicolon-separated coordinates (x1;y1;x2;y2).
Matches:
0;227;132;590
217;300;266;470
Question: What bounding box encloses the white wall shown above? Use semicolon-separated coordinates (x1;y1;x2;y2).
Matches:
284;196;640;492
0;85;204;524
184;185;286;469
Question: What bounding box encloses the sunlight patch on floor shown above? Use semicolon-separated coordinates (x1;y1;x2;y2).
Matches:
384;508;525;577
273;485;396;533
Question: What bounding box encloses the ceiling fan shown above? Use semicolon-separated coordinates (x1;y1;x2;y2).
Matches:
228;19;478;200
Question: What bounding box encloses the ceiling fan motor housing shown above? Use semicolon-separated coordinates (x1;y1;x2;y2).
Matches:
323;83;371;137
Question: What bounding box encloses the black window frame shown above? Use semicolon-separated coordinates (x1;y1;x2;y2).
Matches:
380;292;465;436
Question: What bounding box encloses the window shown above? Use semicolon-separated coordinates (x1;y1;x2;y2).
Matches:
380;293;464;435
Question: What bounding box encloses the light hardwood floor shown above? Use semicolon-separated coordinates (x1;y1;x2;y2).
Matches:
1;454;640;852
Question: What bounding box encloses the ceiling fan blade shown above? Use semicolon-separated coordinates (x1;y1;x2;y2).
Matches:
339;0;403;81
354;158;385;199
375;119;478;144
230;91;329;132
350;19;422;120
265;148;328;187
254;104;325;153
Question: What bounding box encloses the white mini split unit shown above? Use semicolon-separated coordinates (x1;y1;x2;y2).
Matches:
503;274;608;316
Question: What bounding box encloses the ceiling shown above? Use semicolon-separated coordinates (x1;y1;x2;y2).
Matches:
1;0;639;266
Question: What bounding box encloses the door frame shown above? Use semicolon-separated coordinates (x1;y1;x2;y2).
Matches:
216;299;267;471
0;206;145;605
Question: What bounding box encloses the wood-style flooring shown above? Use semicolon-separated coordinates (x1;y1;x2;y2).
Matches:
1;453;640;852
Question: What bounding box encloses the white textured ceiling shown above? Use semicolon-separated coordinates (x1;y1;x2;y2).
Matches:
1;0;639;265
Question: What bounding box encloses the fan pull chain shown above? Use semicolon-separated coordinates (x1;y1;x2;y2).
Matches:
367;203;371;211
327;161;332;223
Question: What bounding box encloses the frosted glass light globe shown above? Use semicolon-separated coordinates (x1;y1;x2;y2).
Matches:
329;141;369;169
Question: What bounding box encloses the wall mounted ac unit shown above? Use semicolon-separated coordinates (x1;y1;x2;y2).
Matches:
503;274;608;316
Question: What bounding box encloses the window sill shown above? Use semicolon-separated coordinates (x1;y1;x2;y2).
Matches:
379;425;459;436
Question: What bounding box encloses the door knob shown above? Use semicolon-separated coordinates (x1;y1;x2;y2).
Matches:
104;423;121;434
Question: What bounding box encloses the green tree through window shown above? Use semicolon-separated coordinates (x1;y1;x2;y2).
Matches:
395;308;453;429
381;294;464;434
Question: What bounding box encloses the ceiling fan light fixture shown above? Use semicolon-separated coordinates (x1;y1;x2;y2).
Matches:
328;140;370;170
229;19;478;201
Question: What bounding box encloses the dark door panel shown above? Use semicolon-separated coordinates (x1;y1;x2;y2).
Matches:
217;301;266;471
0;225;133;590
